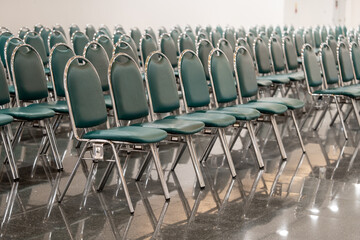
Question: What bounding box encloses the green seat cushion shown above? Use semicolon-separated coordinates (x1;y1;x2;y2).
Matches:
28;101;68;113
314;87;360;98
287;71;305;81
47;81;53;91
0;107;55;120
254;97;304;109
237;102;288;114
139;118;204;135
257;75;290;84
0;114;13;126
257;79;273;87
166;111;236;128
8;85;15;94
83;126;167;143
104;94;113;109
206;107;261;121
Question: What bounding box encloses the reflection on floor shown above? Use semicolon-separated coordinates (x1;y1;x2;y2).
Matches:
1;101;360;240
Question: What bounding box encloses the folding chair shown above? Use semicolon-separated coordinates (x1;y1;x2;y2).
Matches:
196;39;213;80
53;24;66;39
18;27;30;40
113;41;138;66
69;24;80;40
95;34;113;59
139;34;157;68
130;27;141;51
178;33;196;53
39;27;51;56
48;30;67;51
71;31;90;56
85;24;96;40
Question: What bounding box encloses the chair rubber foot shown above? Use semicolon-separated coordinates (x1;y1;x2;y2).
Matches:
200;186;205;190
282;158;287;161
13;178;20;182
259;166;265;170
57;168;64;172
231;175;237;179
165;198;171;202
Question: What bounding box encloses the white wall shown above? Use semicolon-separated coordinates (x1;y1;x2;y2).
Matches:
0;0;284;37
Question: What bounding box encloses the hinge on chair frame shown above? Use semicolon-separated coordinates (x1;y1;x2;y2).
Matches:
92;143;104;160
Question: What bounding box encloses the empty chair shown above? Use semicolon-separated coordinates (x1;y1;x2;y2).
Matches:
96;34;113;59
118;34;137;57
99;24;112;38
224;28;236;50
130;27;141;51
185;28;196;45
170;28;180;55
18;27;30;39
321;26;328;42
313;28;322;49
69;24;80;39
158;26;167;37
114;24;126;34
210;30;221;48
327;35;338;64
303;29;314;47
246;32;256;55
34;24;43;34
71;31;90;55
39;27;51;56
145;27;157;42
178;33;196;53
53;24;66;39
159;33;177;68
113;41;138;66
293;32;304;59
196;39;213;80
59;55;168;213
85;24;96;40
140;34;157;67
216;26;223;36
236;28;246;39
337;41;360;91
350;42;360;81
259;31;269;47
217;38;234;72
48;30;67;51
113;31;123;45
195;32;208;43
4;37;23;81
283;36;304;76
0;31;13;66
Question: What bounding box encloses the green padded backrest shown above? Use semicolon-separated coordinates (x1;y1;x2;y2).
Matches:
321;43;339;85
350;43;360;80
12;44;48;101
283;36;298;71
314;29;321;48
99;26;111;38
216;26;223;36
5;37;23;80
110;53;149;120
69;25;80;39
275;26;282;37
335;26;342;40
96;35;113;60
53;25;66;39
34;24;43;34
218;39;234;72
321;27;328;42
24;32;48;65
146;52;180;113
0;32;13;66
304;31;313;47
160;34;177;68
260;32;269;47
49;30;66;50
236;28;246;39
294;33;303;57
303;45;323;87
224;29;235;50
141;34;157;66
0;63;10;105
119;35;136;55
158;27;167;37
179;50;210;108
255;38;272;74
246;33;255;52
270;37;286;72
185;29;196;45
85;25;96;40
235;47;258;98
115;25;126;34
72;31;90;56
113;31;123;45
210;31;221;48
18;27;30;39
40;28;51;55
327;36;338;64
197;39;213;80
338;42;354;82
65;57;107;128
84;42;109;91
130;27;141;51
237;38;253;60
50;44;75;97
179;33;196;52
114;41;139;66
209;49;237;103
145;27;157;42
170;29;180;53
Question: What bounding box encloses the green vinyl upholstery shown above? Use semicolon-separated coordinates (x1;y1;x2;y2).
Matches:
130;27;141;51
218;39;234;72
40;28;51;55
0;32;13;66
53;25;66;39
197;39;213;80
85;24;96;40
166;112;235;128
351;43;360;80
338;42;355;83
224;28;236;50
0;114;13;126
48;30;67;50
235;47;258;98
0;64;10;105
160;34;177;68
119;35;137;58
283;36;299;71
0;107;55;120
145;27;157;42
140;118;204;135
321;43;340;85
179;33;196;52
140;34;157;66
294;33;304;57
210;31;221;48
72;31;90;56
114;41;138;66
113;31;123;45
303;45;323;87
96;35;113;59
69;25;80;40
24;32;48;65
5;37;22;80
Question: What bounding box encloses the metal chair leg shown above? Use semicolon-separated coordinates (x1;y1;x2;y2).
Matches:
313;106;328;130
200;134;218;163
185;135;205;189
218;128;236;178
291;110;306;153
351;99;360;128
44;119;62;170
270;115;287;160
229;127;242;151
97;161;116;192
1;127;19;180
80;161;98;209
247;121;265;169
136;151;152;181
171;142;187;170
334;97;348;140
150;143;170;200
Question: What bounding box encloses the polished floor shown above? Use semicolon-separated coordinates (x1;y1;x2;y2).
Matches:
1;99;360;239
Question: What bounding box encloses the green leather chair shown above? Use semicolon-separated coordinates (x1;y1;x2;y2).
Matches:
178;50;264;169
34;24;43;34
246;32;256;57
71;31;90;56
293;32;304;61
83;41;112;108
196;39;213;80
337;41;360;88
118;34;137;58
98;25;112;38
140;34;157;67
69;24;80;40
141;51;206;188
236;28;246;39
235;46;306;153
113;41;139;66
159;33;177;68
283;36;303;76
216;26;223;36
59;56;168;213
0;31;13;66
267;26;274;38
224;28;236;50
350;42;360;81
209;48;289;160
321;26;328;43
185;28;196;46
210;30;221;48
39;28;51;56
145;27;157;42
4;37;23;83
195;32;208;43
53;24;66;39
114;25;126;34
197;28;209;41
217;38;234;73
158;26;167;37
178;33;196;53
303;30;314;48
259;31;269;48
18;27;30;39
95;34;113;60
327;35;338;65
313;28;322;49
170;28;180;55
130;27;141;51
85;24;96;40
206;25;212;36
48;30;67;51
113;31;123;45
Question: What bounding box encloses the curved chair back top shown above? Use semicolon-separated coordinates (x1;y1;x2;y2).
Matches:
216;26;223;36
140;34;158;67
5;37;23;80
69;24;80;39
0;31;13;66
270;36;286;73
208;48;237;104
130;27;141;51
320;43;339;86
234;46;258;98
113;41;139;66
34;24;43;34
85;24;96;40
109;53;149;122
321;27;328;43
254;37;272;74
49;43;75;99
84;41;110;91
0;63;10;105
283;36;298;71
196;39;213;80
99;25;112;38
236;38;253;60
18;27;30;39
114;25;126;34
53;24;66;39
24;31;48;65
350;42;360;80
178;50;210;109
64;56;107;129
160;33;177;68
195;33;208;43
337;41;355;83
145;51;179;114
302;44;323;89
118;34;137;57
246;32;256;49
39;27;51;55
327;35;338;65
218;38;234;72
71;31;90;56
185;29;196;45
113;31;123;45
224;28;236;50
178;33;196;53
303;30;314;47
158;26;167;37
210;30;221;48
96;35;113;60
145;27;157;42
236;28;246;39
170;29;180;55
48;30;67;51
259;32;269;47
313;29;321;48
293;32;304;57
11;44;48;104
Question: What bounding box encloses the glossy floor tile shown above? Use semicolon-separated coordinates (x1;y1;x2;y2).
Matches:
1;100;360;239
